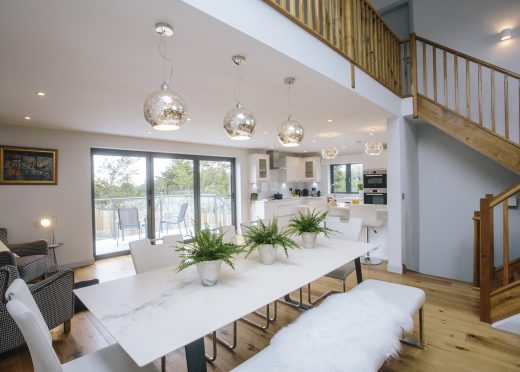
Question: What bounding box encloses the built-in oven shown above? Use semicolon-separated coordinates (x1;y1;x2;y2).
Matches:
364;188;387;205
363;169;387;189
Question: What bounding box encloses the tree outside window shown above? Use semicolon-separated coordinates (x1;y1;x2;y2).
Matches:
330;163;363;193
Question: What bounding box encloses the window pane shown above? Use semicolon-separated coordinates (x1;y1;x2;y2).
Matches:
93;154;147;256
350;164;363;192
199;160;233;229
332;165;347;193
154;158;195;239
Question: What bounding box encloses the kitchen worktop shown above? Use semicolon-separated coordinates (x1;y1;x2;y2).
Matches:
253;196;327;203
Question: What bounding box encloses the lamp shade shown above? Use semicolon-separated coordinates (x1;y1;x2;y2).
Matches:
278;118;304;147
40;218;51;227
223;103;256;140
365;141;384;156
144;82;188;130
322;145;339;159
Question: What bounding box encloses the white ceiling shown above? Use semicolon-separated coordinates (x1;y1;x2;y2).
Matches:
0;0;391;154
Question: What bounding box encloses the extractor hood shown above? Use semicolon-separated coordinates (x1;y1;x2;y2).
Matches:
267;150;287;169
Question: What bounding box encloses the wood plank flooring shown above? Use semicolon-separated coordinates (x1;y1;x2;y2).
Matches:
2;256;520;371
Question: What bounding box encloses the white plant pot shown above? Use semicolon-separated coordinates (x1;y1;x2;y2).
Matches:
301;232;318;249
196;260;223;286
258;244;277;265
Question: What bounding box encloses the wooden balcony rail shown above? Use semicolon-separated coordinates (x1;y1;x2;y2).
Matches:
263;0;407;96
411;35;520;147
477;182;520;323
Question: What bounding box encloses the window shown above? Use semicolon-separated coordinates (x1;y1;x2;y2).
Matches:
330;163;363;194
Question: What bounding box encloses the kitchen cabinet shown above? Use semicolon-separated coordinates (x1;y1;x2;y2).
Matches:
250;197;327;228
249;154;269;183
302;157;321;182
278;156;303;182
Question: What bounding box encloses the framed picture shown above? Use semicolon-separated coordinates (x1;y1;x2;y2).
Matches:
0;146;58;185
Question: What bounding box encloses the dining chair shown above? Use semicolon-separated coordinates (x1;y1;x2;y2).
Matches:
307;217;363;305
5;278;159;372
159;202;189;237
129;236;182;274
220;225;237;244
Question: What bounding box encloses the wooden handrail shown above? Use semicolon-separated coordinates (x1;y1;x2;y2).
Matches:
490;182;520;208
415;35;520;79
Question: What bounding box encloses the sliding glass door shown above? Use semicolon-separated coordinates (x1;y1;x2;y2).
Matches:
199;159;235;229
91;150;236;259
92;151;147;257
153;158;195;239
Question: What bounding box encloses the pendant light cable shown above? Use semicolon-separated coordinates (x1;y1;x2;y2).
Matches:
157;32;173;84
233;61;243;105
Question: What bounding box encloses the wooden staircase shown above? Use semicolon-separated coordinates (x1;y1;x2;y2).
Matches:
409;35;520;175
474;182;520;323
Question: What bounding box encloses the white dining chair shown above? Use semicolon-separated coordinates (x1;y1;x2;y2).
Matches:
129;236;182;274
220;225;237;244
307;217;363;305
5;278;159;372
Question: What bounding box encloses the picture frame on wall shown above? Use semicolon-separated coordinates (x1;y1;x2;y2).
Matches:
0;146;58;185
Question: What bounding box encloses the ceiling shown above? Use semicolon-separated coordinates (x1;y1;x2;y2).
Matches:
0;0;391;154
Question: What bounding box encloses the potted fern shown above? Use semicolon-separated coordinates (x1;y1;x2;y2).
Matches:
243;218;299;265
176;226;242;286
288;210;335;249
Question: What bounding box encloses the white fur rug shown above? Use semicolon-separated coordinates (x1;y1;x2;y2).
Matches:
269;290;413;372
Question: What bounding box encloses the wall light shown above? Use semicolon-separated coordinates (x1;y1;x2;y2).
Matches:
40;216;57;244
500;28;512;41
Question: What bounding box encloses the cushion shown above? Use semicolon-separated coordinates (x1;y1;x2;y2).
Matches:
15;255;48;283
0;240;19;257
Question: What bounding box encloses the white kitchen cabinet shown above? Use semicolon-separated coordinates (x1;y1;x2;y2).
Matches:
250;197;327;228
279;156;303;182
249;154;269;183
302;157;321;182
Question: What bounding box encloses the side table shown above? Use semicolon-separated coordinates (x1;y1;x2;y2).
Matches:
48;242;64;272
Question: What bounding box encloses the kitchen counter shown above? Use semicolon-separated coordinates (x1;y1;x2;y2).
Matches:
255;196;327;203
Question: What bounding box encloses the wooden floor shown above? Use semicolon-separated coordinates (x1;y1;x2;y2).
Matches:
2;256;520;372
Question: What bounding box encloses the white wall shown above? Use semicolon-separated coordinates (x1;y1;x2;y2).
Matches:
412;0;520;73
0;123;250;268
417;124;520;282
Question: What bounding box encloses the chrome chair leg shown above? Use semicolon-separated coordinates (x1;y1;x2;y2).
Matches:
241;302;277;329
400;306;425;349
278;287;312;310
306;278;347;305
206;321;238;362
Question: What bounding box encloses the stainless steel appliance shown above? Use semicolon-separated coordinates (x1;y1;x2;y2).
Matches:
363;169;387;189
364;188;387;205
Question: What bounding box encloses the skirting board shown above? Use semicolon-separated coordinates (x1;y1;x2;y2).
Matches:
57;259;95;271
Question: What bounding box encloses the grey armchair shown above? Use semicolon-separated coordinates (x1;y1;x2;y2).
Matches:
0;265;75;354
0;228;49;283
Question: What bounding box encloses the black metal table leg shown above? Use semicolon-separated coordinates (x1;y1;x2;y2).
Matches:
185;337;207;372
355;257;363;284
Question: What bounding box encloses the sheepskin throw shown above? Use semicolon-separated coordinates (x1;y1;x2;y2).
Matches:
269;290;413;372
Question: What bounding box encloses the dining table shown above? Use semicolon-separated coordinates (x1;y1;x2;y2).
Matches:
74;237;376;372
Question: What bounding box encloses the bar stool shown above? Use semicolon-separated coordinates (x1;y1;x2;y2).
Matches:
349;205;384;265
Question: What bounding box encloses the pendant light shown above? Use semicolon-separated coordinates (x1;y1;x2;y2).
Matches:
322;144;339;159
365;129;384;156
278;77;304;147
223;55;257;140
143;23;188;131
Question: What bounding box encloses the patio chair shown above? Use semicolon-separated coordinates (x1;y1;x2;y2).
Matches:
159;202;189;237
117;208;146;244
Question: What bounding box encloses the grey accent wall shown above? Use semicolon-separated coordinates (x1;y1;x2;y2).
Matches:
416;124;520;282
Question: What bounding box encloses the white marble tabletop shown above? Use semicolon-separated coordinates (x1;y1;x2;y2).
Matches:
74;237;375;367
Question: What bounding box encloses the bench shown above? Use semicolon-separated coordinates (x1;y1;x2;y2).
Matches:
232;279;425;372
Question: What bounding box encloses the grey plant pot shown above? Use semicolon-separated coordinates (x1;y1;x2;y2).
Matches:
196;260;223;286
258;244;277;265
301;232;318;249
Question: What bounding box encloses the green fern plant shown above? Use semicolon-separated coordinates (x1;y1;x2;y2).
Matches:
288;210;336;237
243;218;299;258
176;226;242;272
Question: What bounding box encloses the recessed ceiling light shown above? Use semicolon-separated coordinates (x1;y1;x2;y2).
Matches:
24;116;31;120
327;119;333;123
312;140;316;143
369;132;374;136
303;150;307;153
147;131;152;134
35;91;46;96
187;118;192;121
342;145;346;149
270;145;274;149
264;131;268;135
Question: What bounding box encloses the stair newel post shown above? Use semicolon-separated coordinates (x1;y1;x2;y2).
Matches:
410;32;418;118
479;194;494;323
